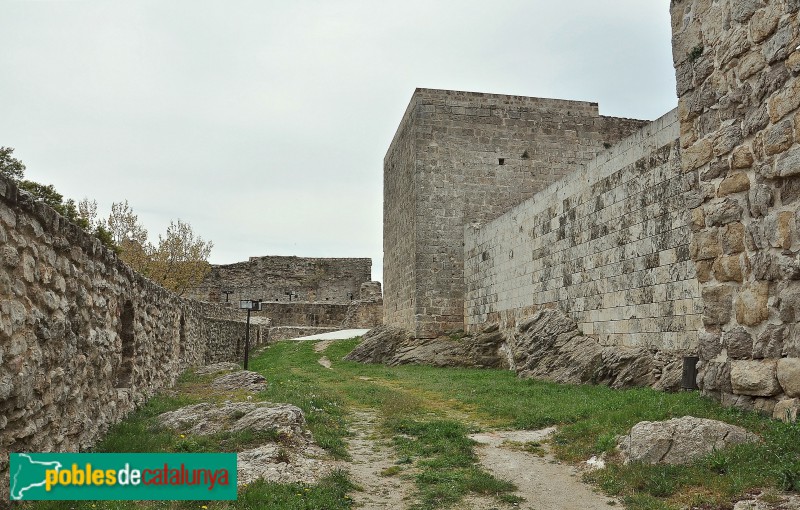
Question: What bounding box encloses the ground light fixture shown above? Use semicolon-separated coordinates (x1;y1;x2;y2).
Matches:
239;299;262;369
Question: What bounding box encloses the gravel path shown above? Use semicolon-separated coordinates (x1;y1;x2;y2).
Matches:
346;410;415;510
469;430;620;510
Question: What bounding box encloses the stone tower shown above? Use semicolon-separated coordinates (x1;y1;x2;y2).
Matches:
383;88;648;338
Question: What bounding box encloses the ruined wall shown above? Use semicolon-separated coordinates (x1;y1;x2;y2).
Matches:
384;88;649;338
186;256;372;305
0;176;260;498
672;0;800;416
465;111;701;355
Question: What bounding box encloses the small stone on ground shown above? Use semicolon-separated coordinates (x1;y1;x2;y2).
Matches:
195;362;241;375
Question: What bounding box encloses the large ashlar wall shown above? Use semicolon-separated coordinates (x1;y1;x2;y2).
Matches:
465;110;702;354
672;0;800;414
384;88;648;338
0;175;261;499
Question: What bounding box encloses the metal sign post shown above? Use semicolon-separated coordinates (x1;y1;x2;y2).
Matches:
239;299;262;370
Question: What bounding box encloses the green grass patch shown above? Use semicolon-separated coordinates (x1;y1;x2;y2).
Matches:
387;418;517;509
21;337;800;510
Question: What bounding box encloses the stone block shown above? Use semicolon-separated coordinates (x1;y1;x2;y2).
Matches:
776;146;800;177
779;286;800;322
769;78;800;123
754;325;785;359
763;119;795;155
691;229;722;260
763;19;795;63
730;359;781;396
743;105;770;137
773;398;799;422
713;254;745;282
705;198;743;226
721;222;745;254
699;330;722;360
683;137;714;170
699;361;732;393
713;123;743;157
750;5;779;42
781;177;800;205
702;285;734;326
768;211;794;249
690;207;705;231
717;172;750;196
731;145;754;169
777;358;800;397
724;327;753;359
696;259;713;283
732;0;762;23
735;281;770;326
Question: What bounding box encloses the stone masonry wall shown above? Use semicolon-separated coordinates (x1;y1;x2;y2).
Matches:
384;88;649;338
465;110;701;355
0;175;261;499
671;0;800;416
256;300;382;339
186;256;372;305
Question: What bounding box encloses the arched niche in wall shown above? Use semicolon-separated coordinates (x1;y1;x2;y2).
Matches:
116;300;135;388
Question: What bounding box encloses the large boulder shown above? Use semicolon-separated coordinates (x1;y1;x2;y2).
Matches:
344;324;509;369
212;370;268;392
158;402;310;443
510;309;655;388
344;325;411;364
617;416;759;465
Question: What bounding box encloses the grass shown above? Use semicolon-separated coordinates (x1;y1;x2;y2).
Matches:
19;338;800;509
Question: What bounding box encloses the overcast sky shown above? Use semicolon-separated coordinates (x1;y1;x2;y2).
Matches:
0;0;677;283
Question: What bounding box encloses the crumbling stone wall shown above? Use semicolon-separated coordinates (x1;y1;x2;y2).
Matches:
384;88;648;338
0;175;260;499
465;111;701;357
186;255;373;305
671;0;800;416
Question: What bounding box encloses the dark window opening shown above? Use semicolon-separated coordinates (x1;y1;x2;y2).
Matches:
498;158;505;165
521;150;530;159
117;300;135;388
482;251;489;261
179;314;186;359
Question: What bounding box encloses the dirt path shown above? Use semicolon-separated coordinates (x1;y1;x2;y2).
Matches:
346;410;415;510
314;339;621;509
469;430;619;510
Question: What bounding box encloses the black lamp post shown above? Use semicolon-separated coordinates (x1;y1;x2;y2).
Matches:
239;299;262;369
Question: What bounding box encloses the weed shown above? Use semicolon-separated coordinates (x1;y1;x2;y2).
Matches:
688;45;704;62
380;465;402;477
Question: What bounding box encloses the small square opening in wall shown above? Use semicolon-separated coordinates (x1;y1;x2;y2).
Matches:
498;158;505;165
482;251;489;261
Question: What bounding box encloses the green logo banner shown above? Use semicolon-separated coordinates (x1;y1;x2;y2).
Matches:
9;453;237;501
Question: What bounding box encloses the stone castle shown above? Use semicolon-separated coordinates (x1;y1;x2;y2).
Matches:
186;255;383;340
383;0;800;416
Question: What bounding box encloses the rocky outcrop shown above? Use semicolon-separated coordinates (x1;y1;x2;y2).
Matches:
158;402;310;442
237;443;336;486
158;401;339;486
349;310;683;390
509;309;657;389
212;370;268;392
344;324;509;369
617;416;759;465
